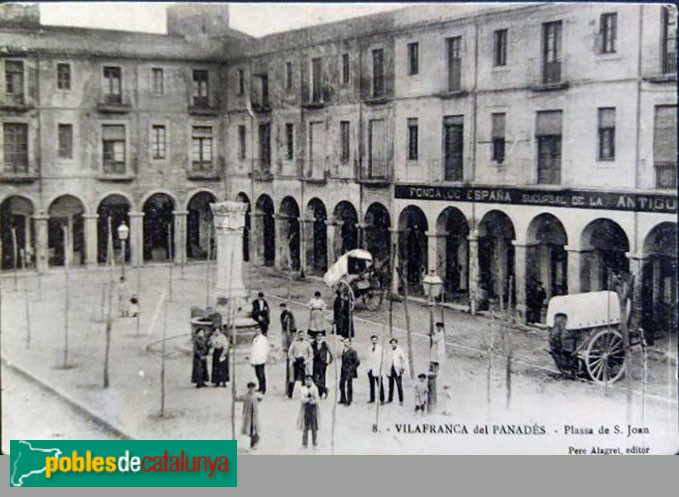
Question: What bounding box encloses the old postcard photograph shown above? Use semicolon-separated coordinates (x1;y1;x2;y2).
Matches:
1;2;677;455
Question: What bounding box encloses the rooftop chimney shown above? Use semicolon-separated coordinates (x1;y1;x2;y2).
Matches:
166;3;230;38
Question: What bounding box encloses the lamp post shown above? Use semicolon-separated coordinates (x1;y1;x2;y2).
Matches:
423;269;443;410
117;221;129;279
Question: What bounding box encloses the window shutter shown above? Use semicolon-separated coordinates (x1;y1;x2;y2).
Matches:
654;106;677;163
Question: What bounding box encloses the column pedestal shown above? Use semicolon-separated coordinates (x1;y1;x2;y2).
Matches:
83;213;99;269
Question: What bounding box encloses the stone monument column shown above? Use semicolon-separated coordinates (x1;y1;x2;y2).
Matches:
211;201;249;302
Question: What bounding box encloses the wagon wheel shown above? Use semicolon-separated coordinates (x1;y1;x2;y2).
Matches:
584;328;626;384
362;278;383;311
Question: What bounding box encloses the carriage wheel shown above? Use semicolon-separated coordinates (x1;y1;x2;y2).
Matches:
362;280;383;311
584;328;626;384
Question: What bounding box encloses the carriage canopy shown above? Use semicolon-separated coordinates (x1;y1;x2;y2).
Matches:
323;249;373;288
545;291;625;330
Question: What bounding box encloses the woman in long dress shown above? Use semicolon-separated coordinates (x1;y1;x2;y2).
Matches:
306;291;327;339
191;328;210;388
209;328;230;387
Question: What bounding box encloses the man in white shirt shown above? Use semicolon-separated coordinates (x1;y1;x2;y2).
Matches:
250;327;269;394
366;335;384;404
385;338;408;405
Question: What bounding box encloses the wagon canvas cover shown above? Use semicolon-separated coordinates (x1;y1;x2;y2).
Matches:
322;249;372;287
546;291;624;330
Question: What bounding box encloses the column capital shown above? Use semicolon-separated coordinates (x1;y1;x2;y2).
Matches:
425;230;444;238
388;228;402;235
274;213;291;221
564;244;581;252
32;214;50;221
172;210;189;217
467;235;479;242
82;213;99;220
511;240;537;248
625;252;646;261
355;222;371;229
128;211;145;218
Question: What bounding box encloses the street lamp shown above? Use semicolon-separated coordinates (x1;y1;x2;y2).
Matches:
422;269;443;410
117;221;129;278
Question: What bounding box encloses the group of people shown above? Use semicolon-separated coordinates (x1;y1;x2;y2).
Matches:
192;289;452;450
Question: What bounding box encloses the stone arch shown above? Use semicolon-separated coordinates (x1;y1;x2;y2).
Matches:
305;198;327;274
279;196;301;271
398;205;428;293
186;191;217;261
525;213;569;316
364;202;391;281
332;201;359;257
478;210;516;308
236;192;251;262
435;206;469;302
255;194;275;266
580;218;630;292
143;193;177;262
48;194;86;267
0;195;36;270
640;222;677;335
97;194;131;264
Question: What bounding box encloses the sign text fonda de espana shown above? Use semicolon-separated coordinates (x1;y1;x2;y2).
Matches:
394;184;677;214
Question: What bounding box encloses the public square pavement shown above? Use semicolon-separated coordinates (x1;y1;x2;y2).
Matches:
2;263;677;454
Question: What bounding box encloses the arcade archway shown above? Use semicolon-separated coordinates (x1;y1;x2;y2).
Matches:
97;194;131;264
1;196;35;270
641;222;677;336
48;195;86;267
279;196;300;271
435;207;469;303
526;213;568;300
333;201;359;257
398;205;428;294
580;219;629;292
364;202;391;284
143;193;176;262
255;195;275;267
187;191;217;261
305;198;327;274
478;210;515;308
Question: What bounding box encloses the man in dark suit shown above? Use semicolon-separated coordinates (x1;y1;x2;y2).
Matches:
339;338;360;406
251;292;270;335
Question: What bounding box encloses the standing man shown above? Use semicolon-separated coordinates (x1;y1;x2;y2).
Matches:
298;375;320;449
386;338;408;405
533;281;547;324
306;291;327;338
333;290;353;338
250;327;269;394
311;334;333;398
251;292;271;335
339;338;360;406
366;335;384;404
280;302;297;394
288;330;313;398
191;328;209;388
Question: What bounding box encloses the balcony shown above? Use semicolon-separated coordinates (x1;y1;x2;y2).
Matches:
655;162;677;190
0;164;38;183
0;94;31;112
187;162;221;181
251;100;271;114
188;97;218;116
646;54;677;83
299;158;328;184
97;94;131;114
250;160;274;182
531;62;568;92
356;159;391;186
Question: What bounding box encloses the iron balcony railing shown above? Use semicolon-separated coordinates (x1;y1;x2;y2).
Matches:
655;161;677;189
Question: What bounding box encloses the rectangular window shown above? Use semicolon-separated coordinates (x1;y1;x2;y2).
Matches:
285;122;294;160
600;13;617;54
536;110;563;185
447;37;462;91
286;61;293;91
368;119;386;178
407;42;419;75
58;123;73;159
3;123;28;173
542;21;562;84
443;115;464;181
653;105;677;189
597;108;615;160
259;123;271;170
57;63;71;90
493;29;508;66
5;60;24;95
311;57;322;103
407;118;418;161
662;6;677;74
260;74;269;108
372;48;385;97
238;69;245;95
151;125;166;159
151;67;164;95
102;124;126;174
192;70;209;107
491;113;506;163
103;66;122;104
238;125;246;160
342;53;350;84
191;126;213;171
340;120;350;164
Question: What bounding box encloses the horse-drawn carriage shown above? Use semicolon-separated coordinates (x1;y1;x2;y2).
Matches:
546;291;644;384
323;249;384;311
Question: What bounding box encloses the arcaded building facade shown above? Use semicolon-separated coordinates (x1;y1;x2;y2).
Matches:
1;4;676;331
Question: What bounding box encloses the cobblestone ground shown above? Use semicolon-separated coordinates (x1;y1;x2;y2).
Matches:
1;264;677;454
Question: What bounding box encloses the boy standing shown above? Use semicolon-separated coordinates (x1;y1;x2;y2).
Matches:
414;373;429;415
237;382;263;450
